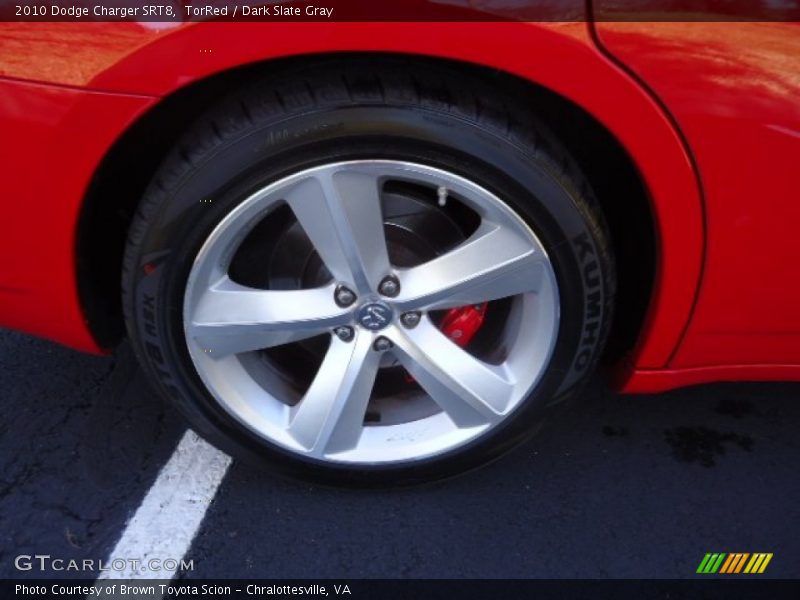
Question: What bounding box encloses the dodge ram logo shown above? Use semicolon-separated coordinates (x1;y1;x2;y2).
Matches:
357;302;393;331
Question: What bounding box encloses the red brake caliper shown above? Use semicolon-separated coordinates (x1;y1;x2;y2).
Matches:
404;303;488;383
439;302;488;347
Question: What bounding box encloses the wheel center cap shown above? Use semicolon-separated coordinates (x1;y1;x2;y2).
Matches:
356;301;394;331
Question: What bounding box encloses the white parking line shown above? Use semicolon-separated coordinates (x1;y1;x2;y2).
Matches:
97;430;231;582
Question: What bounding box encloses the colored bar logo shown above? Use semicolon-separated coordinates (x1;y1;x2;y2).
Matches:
697;553;773;574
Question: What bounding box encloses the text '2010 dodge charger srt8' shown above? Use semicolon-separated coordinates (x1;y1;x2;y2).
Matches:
1;13;799;483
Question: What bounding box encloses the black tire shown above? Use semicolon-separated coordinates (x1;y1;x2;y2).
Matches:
122;59;615;485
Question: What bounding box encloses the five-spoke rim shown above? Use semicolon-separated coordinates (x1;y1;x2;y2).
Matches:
183;161;559;464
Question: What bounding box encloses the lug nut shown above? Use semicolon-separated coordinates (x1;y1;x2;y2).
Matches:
373;336;393;352
334;285;356;307
378;275;400;298
400;311;421;329
333;326;354;342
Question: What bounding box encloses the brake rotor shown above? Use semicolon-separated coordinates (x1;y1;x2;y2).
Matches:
268;188;467;285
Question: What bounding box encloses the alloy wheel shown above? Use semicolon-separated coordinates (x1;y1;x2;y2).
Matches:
183;160;560;464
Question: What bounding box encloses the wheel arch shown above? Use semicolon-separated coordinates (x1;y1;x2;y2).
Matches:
76;34;700;373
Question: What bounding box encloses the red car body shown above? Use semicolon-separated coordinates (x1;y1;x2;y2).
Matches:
1;18;798;393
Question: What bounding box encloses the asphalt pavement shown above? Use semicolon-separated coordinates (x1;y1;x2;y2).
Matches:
1;329;799;580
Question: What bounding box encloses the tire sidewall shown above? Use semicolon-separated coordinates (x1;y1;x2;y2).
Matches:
125;104;611;484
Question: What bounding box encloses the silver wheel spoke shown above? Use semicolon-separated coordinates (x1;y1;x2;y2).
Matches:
285;168;391;293
188;278;350;357
395;222;546;311
288;332;380;456
392;320;514;428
